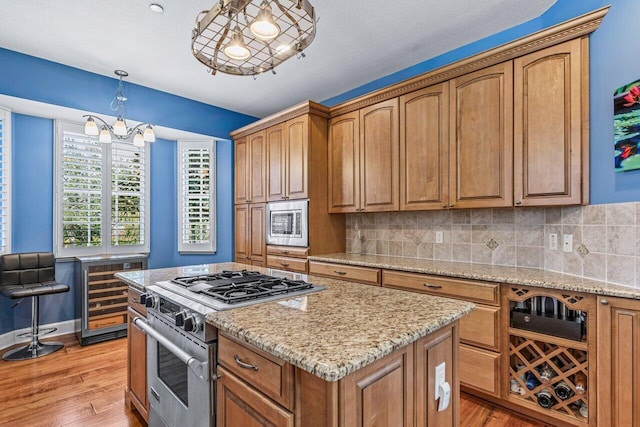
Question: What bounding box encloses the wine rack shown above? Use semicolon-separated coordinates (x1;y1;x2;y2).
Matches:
76;254;147;345
505;286;596;426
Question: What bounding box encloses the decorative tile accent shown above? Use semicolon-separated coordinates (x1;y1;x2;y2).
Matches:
486;238;499;250
576;244;589;258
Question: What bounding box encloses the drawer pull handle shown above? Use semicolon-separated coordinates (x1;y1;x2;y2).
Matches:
234;355;259;371
334;270;347;275
130;298;140;304
280;262;290;267
423;284;443;290
600;299;609;305
281;250;290;254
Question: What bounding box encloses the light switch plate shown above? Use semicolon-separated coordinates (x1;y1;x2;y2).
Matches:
549;233;558;251
563;234;573;253
435;362;446;398
435;231;444;244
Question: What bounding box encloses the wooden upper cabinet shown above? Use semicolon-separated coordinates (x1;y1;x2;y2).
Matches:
248;131;267;203
400;83;449;211
266;124;286;202
249;203;266;263
285;116;309;200
450;61;514;209
514;38;587;206
234;137;249;204
328;111;360;213
360;98;400;212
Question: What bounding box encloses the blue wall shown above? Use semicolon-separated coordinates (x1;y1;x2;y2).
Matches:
0;50;256;334
324;0;639;205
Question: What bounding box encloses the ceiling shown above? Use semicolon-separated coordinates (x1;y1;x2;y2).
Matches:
0;0;557;118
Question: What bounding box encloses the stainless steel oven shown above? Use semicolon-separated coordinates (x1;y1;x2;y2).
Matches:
134;288;217;427
266;199;309;247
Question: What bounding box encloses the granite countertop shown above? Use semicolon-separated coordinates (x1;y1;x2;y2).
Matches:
307;253;640;300
206;274;474;382
117;262;474;382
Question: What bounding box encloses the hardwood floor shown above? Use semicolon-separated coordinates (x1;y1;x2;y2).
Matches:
0;333;540;427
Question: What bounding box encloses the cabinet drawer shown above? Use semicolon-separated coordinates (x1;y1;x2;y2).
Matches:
266;245;309;258
218;334;294;410
128;287;147;316
267;255;308;273
459;344;500;395
382;270;499;305
309;261;380;286
460;305;500;351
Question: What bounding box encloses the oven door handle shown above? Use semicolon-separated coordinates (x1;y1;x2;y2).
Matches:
133;317;209;383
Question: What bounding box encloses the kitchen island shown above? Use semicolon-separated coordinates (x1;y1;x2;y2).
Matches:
118;262;474;427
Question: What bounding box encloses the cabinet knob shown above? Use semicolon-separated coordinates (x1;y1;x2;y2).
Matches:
515;200;522;205
280;262;290;267
449;203;455;208
442;204;447;209
600;299;609;305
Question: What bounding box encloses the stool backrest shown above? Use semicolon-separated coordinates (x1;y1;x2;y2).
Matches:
0;253;55;286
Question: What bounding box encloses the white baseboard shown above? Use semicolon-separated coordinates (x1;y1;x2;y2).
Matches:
0;318;80;350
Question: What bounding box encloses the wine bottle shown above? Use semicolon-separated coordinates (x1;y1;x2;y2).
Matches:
538;363;555;384
574;372;587;395
554;381;574;400
525;371;540;390
537;388;557;409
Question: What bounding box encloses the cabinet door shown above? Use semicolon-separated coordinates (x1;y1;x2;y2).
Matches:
234;137;249;204
285;116;309;200
328;111;360;213
400;83;449;210
360;98;400;212
514;39;585;206
450;62;513;208
415;326;457;427
597;297;640;427
217;367;294;427
266;124;286;202
340;345;413;427
249;131;267;203
234;204;249;263
127;307;148;419
249;203;266;264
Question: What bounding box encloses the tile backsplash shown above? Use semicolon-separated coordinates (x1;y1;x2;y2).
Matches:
345;202;640;287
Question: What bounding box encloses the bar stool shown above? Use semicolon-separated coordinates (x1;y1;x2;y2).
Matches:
0;252;70;360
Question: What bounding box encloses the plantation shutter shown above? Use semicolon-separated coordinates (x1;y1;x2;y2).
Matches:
60;129;103;251
111;142;146;246
0;108;11;254
177;140;216;253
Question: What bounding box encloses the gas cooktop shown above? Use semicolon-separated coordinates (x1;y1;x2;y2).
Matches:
154;269;324;311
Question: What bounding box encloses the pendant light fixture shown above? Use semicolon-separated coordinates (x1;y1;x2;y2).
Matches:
83;70;155;147
192;0;316;76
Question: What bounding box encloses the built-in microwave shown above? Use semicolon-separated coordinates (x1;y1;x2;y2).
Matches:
265;199;309;247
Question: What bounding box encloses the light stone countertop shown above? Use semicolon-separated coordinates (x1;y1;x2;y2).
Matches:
307;253;640;300
116;262;474;382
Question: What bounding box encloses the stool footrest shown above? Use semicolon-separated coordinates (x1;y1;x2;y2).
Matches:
16;327;57;339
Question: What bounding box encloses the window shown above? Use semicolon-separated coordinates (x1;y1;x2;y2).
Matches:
54;120;149;257
177;140;216;253
0;108;11;255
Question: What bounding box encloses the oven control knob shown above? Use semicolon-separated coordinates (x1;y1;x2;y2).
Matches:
139;293;147;306
183;315;200;333
175;310;188;327
145;294;159;310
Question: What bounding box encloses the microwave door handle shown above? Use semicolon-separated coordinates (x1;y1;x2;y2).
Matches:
133;317;209;382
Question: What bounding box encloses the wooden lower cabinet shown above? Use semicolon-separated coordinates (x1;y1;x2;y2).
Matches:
125;303;148;421
597;296;640;427
459;344;500;396
217;324;458;427
309;261;381;285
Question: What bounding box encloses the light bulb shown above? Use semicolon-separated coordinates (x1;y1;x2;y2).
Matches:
224;26;251;61
84;117;99;136
99;127;112;143
143;125;156;142
133;132;145;147
250;1;280;41
113;117;127;136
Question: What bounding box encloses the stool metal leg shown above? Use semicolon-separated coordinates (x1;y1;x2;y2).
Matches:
2;296;64;361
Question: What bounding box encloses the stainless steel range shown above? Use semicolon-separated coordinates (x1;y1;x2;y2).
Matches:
132;269;323;427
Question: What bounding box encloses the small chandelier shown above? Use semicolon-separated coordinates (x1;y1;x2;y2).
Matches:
191;0;316;77
83;70;156;147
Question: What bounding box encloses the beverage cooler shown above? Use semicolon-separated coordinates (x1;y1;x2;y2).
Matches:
75;254;148;345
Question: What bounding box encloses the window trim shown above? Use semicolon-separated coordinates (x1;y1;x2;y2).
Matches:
0;107;11;255
177;139;216;254
54;120;150;258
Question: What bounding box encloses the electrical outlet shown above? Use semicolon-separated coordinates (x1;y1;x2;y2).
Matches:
563;234;573;253
549;233;558;251
435;362;446;398
435;231;444;244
